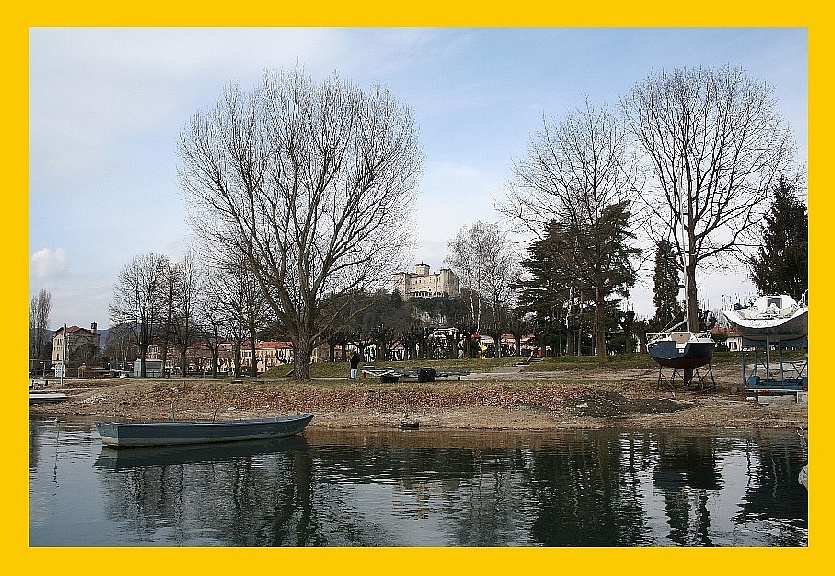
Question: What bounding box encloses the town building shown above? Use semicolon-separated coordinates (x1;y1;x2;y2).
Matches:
241;340;295;373
51;323;101;368
392;263;460;299
710;326;744;352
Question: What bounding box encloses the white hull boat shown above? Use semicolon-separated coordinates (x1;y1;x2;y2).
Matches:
722;294;808;346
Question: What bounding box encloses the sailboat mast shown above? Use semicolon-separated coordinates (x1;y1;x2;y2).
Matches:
682;207;688;330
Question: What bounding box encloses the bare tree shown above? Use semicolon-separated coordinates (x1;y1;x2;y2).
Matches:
170;251;203;377
500;101;639;359
621;65;796;331
194;280;226;377
446;220;519;343
157;256;175;377
109;253;168;377
179;68;422;379
201;258;273;377
102;323;137;372
29;288;52;374
499;100;635;236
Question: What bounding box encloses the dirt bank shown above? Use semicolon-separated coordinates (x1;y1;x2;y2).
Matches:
29;363;807;430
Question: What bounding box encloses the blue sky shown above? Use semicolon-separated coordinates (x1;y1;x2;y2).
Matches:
29;27;808;329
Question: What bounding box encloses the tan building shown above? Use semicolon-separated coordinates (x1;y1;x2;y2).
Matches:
52;323;101;368
393;263;460;299
241;340;294;372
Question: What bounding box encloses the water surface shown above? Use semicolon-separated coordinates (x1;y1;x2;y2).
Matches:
29;419;808;546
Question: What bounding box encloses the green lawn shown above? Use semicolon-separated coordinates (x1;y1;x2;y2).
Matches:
260;350;776;380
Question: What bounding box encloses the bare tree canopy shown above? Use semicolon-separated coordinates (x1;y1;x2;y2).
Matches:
446;220;519;333
109;252;169;377
179;68;422;378
500;100;634;239
621;65;796;331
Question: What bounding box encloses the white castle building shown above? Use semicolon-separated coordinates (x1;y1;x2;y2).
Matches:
392;263;460;299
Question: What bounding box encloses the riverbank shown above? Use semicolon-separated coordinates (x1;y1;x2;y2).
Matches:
29;361;808;430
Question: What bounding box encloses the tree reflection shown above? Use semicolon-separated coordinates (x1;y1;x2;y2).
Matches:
95;438;317;545
653;433;722;546
734;431;808;545
85;428;807;546
527;431;648;546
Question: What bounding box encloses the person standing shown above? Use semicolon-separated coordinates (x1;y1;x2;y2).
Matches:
349;351;362;379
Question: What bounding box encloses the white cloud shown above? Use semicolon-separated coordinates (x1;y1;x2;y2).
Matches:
30;248;69;280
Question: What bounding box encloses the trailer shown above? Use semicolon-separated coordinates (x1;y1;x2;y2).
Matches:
361;366;470;383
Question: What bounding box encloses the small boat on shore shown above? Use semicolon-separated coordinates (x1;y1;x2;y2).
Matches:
646;219;714;383
647;328;715;369
722;293;808;346
29;391;69;404
647;323;715;385
96;413;314;448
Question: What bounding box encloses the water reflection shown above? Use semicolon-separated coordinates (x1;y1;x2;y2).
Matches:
29;420;808;546
93;435;315;546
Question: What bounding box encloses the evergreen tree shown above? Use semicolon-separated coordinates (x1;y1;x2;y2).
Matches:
567;201;640;358
518;221;571;323
652;239;682;330
747;176;808;299
518;211;639;358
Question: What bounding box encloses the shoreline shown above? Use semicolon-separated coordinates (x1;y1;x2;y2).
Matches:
29;365;808;431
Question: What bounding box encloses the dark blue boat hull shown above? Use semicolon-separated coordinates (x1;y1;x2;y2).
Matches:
648;340;714;370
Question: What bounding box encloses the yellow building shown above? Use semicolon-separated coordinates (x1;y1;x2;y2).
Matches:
392;263;460;299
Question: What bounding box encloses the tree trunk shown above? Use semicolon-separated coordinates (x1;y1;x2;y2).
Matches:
293;339;312;380
139;345;148;378
686;258;699;333
595;288;607;361
180;346;188;378
565;325;575;357
233;342;242;377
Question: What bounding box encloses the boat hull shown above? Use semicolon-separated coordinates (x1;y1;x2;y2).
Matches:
722;294;808;346
96;414;314;448
648;340;714;369
724;308;807;345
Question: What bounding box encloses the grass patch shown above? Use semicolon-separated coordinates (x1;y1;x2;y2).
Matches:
263;357;521;379
523;354;658;371
257;350;781;381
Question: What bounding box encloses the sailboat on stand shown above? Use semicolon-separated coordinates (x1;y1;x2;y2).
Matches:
646;208;715;388
647;320;715;387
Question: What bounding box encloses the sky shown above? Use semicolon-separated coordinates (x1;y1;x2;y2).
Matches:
28;27;808;331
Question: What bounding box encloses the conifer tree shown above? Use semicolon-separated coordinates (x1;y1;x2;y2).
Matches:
652;239;682;330
747;176;808;299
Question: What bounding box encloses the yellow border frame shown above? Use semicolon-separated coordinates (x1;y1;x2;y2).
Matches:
8;2;826;572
